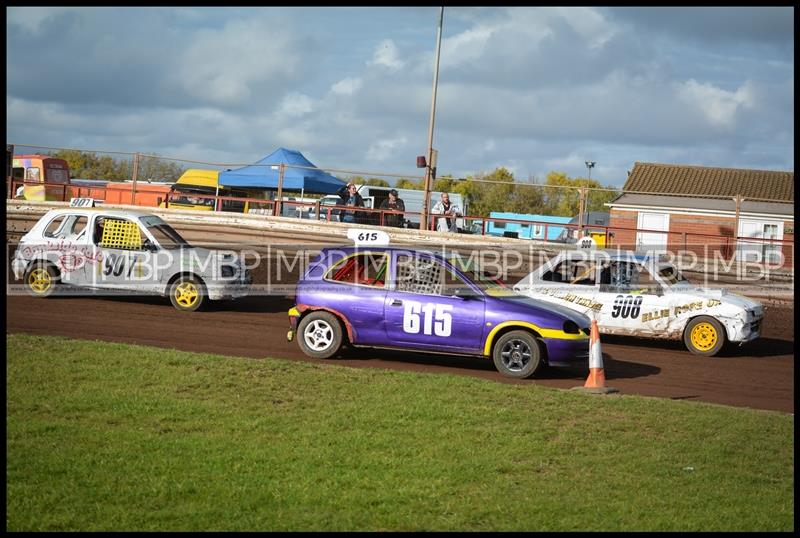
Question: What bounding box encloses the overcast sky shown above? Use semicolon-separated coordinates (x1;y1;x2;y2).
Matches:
6;6;794;187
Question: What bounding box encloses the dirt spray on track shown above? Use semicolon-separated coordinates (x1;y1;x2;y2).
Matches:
5;293;794;414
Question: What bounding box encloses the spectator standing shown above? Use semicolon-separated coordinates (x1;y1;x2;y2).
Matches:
379;189;406;227
431;192;462;232
337;182;365;224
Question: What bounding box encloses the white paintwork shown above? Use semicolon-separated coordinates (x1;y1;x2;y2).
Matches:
11;208;250;302
513;249;764;346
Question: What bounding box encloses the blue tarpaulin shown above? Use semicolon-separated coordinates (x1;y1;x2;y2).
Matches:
218;148;346;194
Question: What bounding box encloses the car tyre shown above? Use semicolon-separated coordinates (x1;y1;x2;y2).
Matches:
492;330;543;379
297;311;344;359
24;262;59;298
169;275;206;312
683;316;726;357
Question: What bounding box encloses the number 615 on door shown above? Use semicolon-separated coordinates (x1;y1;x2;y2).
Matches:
403;300;453;337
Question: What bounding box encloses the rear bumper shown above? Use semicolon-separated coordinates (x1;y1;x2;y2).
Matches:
542;337;590;367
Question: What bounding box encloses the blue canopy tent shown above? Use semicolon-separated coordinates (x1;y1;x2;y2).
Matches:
218;148;345;195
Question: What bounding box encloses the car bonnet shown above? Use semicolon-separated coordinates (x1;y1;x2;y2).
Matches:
485;287;591;327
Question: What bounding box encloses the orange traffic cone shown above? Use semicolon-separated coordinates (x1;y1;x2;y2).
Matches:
573;317;618;394
585;318;606;388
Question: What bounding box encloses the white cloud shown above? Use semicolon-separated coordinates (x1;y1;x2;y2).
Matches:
366;136;408;162
441;25;495;68
173;18;300;105
553;6;616;50
331;77;363;96
369;39;405;71
277;93;314;118
676;79;756;128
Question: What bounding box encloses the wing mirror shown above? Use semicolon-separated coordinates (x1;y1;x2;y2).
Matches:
453;287;480;300
143;239;158;252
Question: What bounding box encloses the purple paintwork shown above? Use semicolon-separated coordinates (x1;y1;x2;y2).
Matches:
290;246;590;369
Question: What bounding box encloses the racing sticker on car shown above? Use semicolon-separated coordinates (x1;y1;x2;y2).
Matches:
101;253;144;278
533;287;603;312
642;308;671;323
673;301;704;316
403;300;453;337
611;294;643;319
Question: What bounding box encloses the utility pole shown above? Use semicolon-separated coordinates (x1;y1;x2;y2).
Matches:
578;186;588;237
732;194;744;260
131;152;140;205
580;161;596;237
275;163;286;217
419;6;444;231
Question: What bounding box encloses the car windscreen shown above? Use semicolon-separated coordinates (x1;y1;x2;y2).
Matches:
139;216;189;249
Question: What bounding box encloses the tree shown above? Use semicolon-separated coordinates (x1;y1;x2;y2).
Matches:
50;150;185;182
541;172;619;217
344;175;390;187
394;177;424;190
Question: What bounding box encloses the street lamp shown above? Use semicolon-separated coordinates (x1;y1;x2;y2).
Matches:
585;160;596;180
579;161;596;237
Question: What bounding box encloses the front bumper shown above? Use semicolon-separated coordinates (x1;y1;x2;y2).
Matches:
730;316;762;344
287;306;300;342
542;336;591;367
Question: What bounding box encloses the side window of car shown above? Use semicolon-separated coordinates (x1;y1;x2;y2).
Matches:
395;254;460;296
65;215;88;239
605;262;636;291
568;260;598;286
95;218;144;251
325;253;388;288
634;263;661;294
542;261;566;282
43;215;69;238
441;266;471;296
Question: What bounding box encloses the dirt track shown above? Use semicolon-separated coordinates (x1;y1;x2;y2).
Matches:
5;293;794;414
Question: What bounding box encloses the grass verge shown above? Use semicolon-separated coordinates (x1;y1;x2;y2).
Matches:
6;333;793;531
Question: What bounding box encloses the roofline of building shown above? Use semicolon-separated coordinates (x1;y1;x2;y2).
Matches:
605;202;793;221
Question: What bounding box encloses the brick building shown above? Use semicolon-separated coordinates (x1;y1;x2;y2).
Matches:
606;162;794;267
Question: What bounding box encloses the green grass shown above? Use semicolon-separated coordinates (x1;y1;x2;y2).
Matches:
6;333;794;531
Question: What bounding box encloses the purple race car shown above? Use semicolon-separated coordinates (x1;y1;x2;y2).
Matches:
287;246;591;378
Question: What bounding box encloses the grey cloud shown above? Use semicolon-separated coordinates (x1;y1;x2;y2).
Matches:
6;8;328;111
605;7;794;52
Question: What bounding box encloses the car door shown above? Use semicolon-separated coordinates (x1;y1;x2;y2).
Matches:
594;260;665;335
319;251;389;345
385;252;485;353
85;215;154;292
38;212;91;286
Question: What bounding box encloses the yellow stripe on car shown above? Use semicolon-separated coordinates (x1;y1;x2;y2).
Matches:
288;307;300;317
483;321;588;356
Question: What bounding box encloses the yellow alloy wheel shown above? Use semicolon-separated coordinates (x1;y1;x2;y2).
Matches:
690;322;718;352
174;281;199;308
27;268;52;294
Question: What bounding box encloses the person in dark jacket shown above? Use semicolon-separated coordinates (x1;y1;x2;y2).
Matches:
337;182;365;223
379;189;405;227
